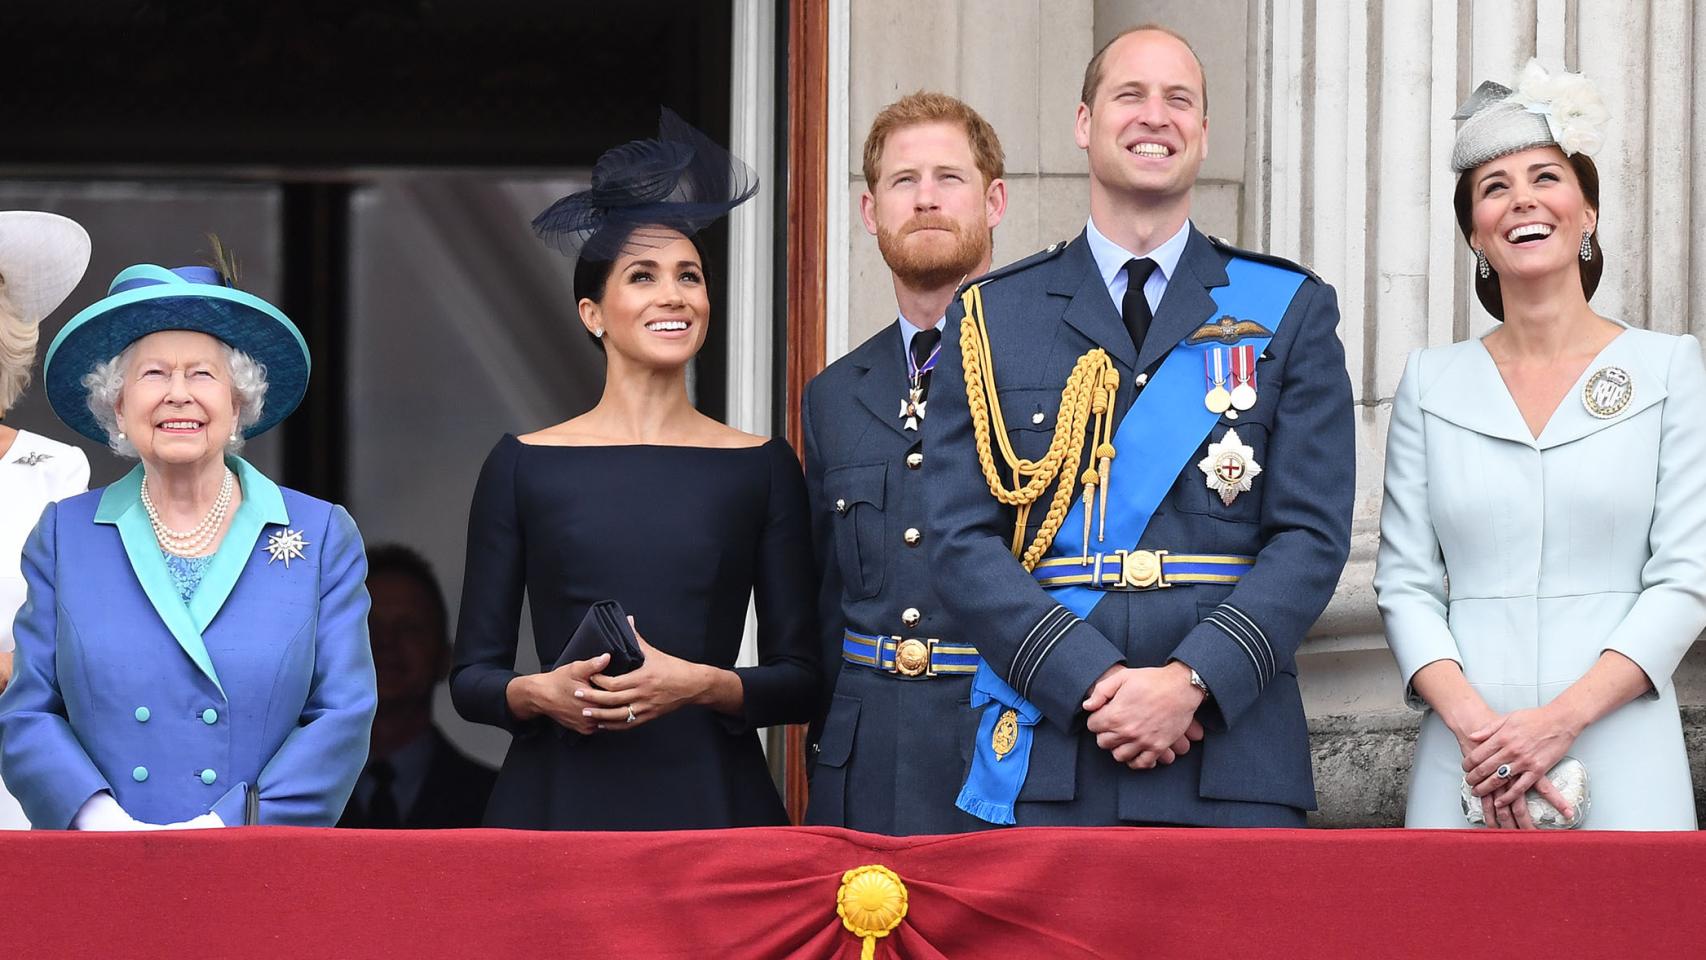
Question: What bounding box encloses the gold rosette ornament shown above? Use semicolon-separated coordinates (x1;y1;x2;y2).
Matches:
837;864;908;960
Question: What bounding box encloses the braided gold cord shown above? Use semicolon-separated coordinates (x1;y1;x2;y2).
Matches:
959;283;1119;572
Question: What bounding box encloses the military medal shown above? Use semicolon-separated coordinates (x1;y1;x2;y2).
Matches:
1203;348;1232;414
992;708;1019;760
1582;366;1633;419
1229;344;1258;411
1198;428;1262;506
900;336;942;431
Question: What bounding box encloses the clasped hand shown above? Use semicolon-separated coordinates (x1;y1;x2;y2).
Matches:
1460;705;1578;830
1083;664;1205;769
536;619;706;734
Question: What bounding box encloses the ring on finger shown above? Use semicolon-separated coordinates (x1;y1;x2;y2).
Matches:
1494;763;1513;779
625;705;637;724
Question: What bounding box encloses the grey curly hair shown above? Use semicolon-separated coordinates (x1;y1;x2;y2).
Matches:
82;340;269;457
0;278;37;415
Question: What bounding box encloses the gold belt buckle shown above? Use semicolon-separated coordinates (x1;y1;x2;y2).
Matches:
1120;549;1170;590
892;637;934;677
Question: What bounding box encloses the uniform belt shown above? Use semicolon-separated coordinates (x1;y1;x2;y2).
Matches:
842;629;979;678
1031;550;1254;591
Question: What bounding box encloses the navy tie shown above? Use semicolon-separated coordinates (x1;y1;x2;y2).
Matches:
1122;257;1159;355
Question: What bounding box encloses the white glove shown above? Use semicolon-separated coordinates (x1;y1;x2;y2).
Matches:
158;812;225;830
71;791;147;831
73;793;226;830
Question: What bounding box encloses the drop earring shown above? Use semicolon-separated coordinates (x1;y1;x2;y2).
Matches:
1580;230;1594;261
1475;247;1490;280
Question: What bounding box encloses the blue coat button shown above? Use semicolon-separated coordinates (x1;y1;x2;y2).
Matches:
132;766;149;782
202;709;218;725
134;707;151;723
200;769;218;785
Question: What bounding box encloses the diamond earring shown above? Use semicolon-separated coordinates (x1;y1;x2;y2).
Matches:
593;328;605;339
1475;248;1490;280
1580;230;1594;261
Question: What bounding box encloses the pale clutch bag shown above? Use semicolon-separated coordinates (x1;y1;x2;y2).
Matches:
1460;756;1590;829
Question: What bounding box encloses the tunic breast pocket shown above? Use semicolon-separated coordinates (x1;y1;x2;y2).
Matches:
825;462;887;600
997;387;1064;465
1170;419;1272;525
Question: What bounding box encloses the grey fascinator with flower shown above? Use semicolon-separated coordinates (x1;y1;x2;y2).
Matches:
1451;60;1610;172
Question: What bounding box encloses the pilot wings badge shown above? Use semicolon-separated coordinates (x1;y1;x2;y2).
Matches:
1198;428;1262;506
1187;315;1274;345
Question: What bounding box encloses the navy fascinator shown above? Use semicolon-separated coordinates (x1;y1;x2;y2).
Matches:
532;108;759;262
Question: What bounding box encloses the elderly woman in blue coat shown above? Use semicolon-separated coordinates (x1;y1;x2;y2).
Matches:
0;261;375;829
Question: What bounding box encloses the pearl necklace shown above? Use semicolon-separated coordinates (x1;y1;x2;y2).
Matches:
141;468;235;557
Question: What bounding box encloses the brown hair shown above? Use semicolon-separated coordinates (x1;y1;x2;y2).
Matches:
861;91;1005;189
1080;23;1208;117
1453;152;1603;320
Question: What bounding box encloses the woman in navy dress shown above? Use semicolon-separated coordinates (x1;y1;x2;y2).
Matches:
450;110;818;829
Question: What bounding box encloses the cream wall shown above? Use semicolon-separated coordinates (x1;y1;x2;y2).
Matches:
830;0;1706;822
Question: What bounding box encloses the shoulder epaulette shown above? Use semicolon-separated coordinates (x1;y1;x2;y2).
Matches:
957;238;1072;294
1208;234;1322;284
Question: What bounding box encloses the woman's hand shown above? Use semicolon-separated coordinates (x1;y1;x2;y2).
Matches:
505;653;612;735
1462;704;1581;829
574;619;735;730
0;650;12;694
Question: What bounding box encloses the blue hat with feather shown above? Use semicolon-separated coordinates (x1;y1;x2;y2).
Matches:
43;258;310;444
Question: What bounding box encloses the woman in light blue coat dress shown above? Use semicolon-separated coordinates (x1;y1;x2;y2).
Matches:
0;259;375;829
1376;62;1706;830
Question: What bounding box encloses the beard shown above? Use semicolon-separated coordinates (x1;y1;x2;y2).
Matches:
876;212;990;290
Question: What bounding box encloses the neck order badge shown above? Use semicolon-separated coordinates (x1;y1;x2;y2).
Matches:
955;256;1307;825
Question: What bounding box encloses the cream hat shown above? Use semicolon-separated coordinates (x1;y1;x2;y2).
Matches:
0;211;93;325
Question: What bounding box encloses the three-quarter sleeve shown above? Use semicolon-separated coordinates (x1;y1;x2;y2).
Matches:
214;505;377;826
1374;349;1461;708
1601;335;1706;694
0;503;112;829
727;441;822;730
450;436;535;732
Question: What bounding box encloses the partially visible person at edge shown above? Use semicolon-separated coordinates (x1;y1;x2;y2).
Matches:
0;211;92;828
0;254;376;829
1376;61;1706;830
923;24;1354;827
450;109;819;830
802;92;1007;834
339;544;496;829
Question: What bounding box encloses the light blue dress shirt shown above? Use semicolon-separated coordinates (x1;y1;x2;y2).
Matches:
1083;216;1193;317
897;314;947;367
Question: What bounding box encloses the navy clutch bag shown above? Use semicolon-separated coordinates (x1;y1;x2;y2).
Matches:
553;599;645;675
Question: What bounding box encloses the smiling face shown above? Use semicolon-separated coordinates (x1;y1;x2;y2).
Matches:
1467;145;1598;285
577;229;710;369
1075;28;1209;205
115;329;238;472
862;120;1004;289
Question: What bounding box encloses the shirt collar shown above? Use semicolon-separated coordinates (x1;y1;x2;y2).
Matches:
897;315;947;362
1084;215;1193;293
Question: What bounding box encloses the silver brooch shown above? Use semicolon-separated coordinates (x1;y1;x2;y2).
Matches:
1582;366;1633;420
12;452;52;467
264;529;311;568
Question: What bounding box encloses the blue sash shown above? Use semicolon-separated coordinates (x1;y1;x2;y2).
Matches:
956;257;1307;824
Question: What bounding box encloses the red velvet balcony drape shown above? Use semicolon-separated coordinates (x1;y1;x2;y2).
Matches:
6;826;1703;958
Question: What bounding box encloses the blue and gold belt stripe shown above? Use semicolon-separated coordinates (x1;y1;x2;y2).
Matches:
842;629;980;677
1031;550;1254;590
